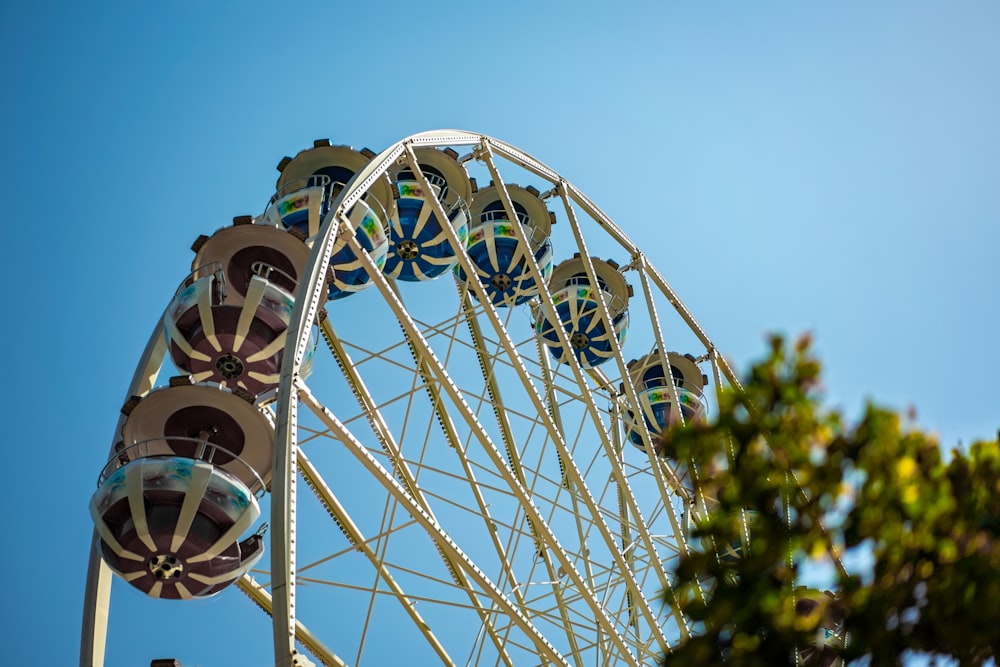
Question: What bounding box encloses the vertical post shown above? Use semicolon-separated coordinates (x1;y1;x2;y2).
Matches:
271;384;299;667
80;538;112;667
81;322;167;667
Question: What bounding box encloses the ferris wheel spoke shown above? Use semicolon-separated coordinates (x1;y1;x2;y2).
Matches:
295;383;575;666
297;382;520;667
461;294;546;543
455;296;668;657
405;312;588;666
237;574;348;667
626;263;716;613
296;449;457;666
457;288;588;664
343;229;646;665
556;186;689;493
390;288;534;592
612;444;643;634
472;149;678;652
533;339;602;588
554;185;704;631
635;263;708;513
319;315;441;511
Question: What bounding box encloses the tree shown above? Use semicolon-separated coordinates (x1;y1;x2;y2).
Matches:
662;335;1000;666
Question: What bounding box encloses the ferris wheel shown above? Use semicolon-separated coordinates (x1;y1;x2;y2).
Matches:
81;130;752;667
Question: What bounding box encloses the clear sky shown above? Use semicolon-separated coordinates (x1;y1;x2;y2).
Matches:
2;1;998;665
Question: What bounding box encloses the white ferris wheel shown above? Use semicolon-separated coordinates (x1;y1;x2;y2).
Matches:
82;130;748;667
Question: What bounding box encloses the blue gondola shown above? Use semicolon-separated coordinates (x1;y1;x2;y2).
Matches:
385;147;472;281
624;350;707;455
795;589;848;665
535;255;631;369
265;140;395;300
457;183;553;306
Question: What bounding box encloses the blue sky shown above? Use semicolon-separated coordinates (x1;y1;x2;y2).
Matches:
2;1;998;665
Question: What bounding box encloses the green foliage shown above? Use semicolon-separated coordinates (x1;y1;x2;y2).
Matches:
662;335;1000;666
